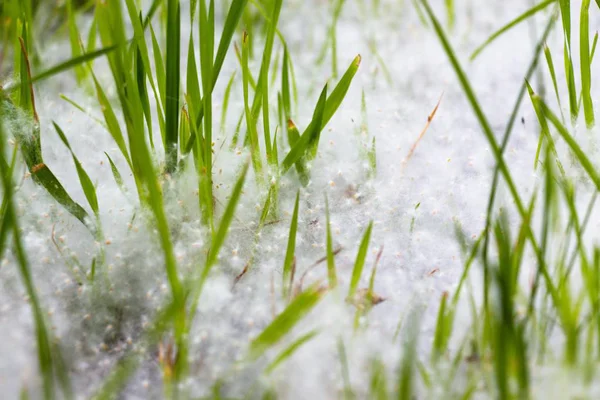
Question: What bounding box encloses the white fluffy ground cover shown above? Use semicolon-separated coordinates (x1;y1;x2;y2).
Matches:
1;0;599;398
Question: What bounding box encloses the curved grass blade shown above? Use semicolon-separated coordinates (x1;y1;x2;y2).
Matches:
53;122;99;215
264;330;319;374
248;284;324;361
4;44;119;93
470;0;556;60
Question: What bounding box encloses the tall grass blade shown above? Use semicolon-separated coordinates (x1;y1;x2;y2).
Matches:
165;0;181;173
579;0;594;127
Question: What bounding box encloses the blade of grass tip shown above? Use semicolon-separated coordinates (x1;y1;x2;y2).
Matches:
59;94;106;127
470;0;556;61
165;0;181;173
188;162;250;322
543;45;566;122
283;191;300;297
4;44;119;93
265;330;319;374
53;122;99;216
348;221;373;299
580;0;594;127
325;196;337;288
247;284;325;361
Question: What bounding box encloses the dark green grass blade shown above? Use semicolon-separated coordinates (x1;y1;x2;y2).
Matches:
165;0;181;173
470;0;556;60
248;285;324;361
283;191;300;296
348;221;373;298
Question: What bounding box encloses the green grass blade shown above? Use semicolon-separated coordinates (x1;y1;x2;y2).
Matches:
264;330;319;374
280;85;328;175
286;120;309;186
282;191;300;297
189;161;250;318
348;221;373;298
470;0;556;60
579;0;594;127
543;45;565;121
53;122;99;215
221;71;236;134
248;285;324;361
165;0;181;173
5;44;119;93
325;196;337;288
534;95;600;189
104;152;126;193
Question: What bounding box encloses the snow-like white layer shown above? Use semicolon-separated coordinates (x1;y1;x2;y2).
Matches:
1;0;600;398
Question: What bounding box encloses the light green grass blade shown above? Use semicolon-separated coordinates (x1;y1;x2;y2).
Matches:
189;161;250;318
66;0;87;84
543;45;565;121
325;196;337;288
470;0;556;60
579;0;594;127
5;44;118;93
248;285;324;361
221;71;236;134
104;152;126;193
90;71;133;170
264;330;319;374
348;221;373;298
533;95;600;189
53;122;99;215
165;0;181;173
397;310;421;400
283;191;300;297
